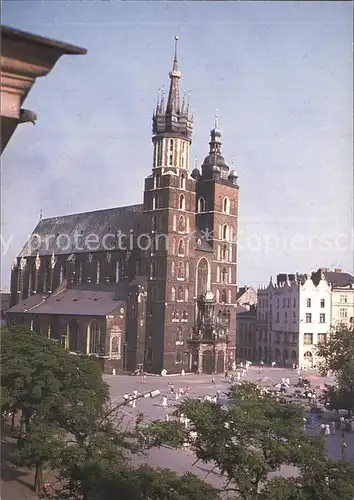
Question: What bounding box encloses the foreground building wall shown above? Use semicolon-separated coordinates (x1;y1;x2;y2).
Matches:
0;25;86;154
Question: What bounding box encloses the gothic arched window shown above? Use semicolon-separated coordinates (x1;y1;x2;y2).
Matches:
180;173;186;190
178;215;185;233
179;194;185;210
172;309;178;320
154;173;160;189
171;261;175;277
221;289;227;304
111;335;121;355
186;263;189;279
169;139;174;166
228;289;232;304
171;287;176;302
182;310;188;320
96;261;100;284
116;258;124;283
151;216;157;232
157;141;162;166
177;239;185;256
177;286;183;301
221;267;228;283
223;197;230;214
150;261;156;279
177;326;183;343
136;260;141;276
89;320;100;354
60;264;64;285
222;244;228;261
198;197;206;212
152;194;158;210
222;224;229;241
196;258;209;295
185;288;189;302
216;289;220;302
177;261;185;279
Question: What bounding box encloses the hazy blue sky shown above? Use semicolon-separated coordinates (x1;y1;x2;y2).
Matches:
1;1;353;289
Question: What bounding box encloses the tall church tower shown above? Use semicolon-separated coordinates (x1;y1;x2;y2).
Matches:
143;37;196;373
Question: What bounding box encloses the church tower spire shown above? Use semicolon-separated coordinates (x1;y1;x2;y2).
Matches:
151;36;193;172
166;36;181;115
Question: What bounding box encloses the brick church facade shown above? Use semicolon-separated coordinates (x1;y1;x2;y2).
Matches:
7;39;239;374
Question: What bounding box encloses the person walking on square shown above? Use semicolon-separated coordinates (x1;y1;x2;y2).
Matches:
324;424;330;436
340;439;347;459
162;396;168;408
170;383;175;394
331;421;336;435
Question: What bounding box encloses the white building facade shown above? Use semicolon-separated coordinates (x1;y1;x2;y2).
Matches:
255;269;353;369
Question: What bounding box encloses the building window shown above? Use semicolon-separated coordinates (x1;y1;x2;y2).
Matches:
151;216;157;232
276;311;279;322
182;310;188;320
111;336;121;355
198;197;206;212
304;333;313;345
171;261;175;277
177;286;183;301
177;239;185;256
221;267;228;283
169;138;174;166
222;224;229;241
152;194;158;210
339;308;348;319
285;311;288;323
154;173;160;189
197;258;210;295
176;326;183;344
157;141;162;166
172;309;178;320
179;194;185;210
319;313;326;323
221;289;227;303
287;298;290;308
175;348;183;364
320;299;325;308
177;261;185;279
223;197;230;214
88;321;100;354
136;260;141;276
228;290;232;304
178;215;185;232
221;244;228;260
292;312;296;323
293;297;296;307
317;333;326;345
116;259;124;283
305;313;312;323
306;298;311;307
150;261;156;279
185;288;189;302
96;261;100;284
171;287;176;302
186;262;189;279
60;265;64;285
180;173;186;190
340;295;348;304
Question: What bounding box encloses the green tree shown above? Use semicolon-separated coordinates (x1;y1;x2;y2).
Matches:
145;383;354;500
316;325;354;375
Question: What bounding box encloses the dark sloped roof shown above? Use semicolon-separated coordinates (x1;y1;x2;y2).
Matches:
324;271;354;288
19;204;146;257
8;286;125;316
7;294;44;314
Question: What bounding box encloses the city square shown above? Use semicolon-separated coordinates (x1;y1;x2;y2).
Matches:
105;366;354;490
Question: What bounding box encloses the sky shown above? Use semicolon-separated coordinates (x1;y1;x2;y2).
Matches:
1;1;353;289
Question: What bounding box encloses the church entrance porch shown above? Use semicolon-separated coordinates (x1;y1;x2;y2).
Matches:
187;341;228;374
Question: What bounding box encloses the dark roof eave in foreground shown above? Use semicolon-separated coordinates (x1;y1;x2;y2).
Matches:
1;25;87;55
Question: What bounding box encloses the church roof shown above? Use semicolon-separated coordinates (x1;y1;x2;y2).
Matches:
7;283;127;316
19;204;145;257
